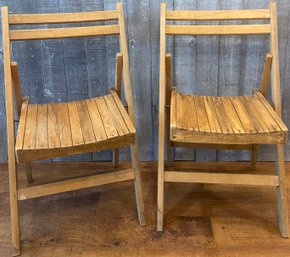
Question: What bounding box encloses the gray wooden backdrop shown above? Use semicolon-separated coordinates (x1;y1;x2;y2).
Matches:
0;0;290;163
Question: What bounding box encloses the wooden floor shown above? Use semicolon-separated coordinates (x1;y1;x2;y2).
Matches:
1;161;290;257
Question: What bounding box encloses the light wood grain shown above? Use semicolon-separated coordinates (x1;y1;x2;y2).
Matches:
15;97;29;154
18;169;135;200
16;93;136;163
157;2;166;232
9;10;118;24
166;9;271;20
10;25;119;41
115;53;123;97
275;144;289;237
23;104;38;150
165;171;279;186
48;104;60;149
113;53;123;167
2;6;20;256
166;24;271;35
170;94;287;144
68;101;84;146
11;62;22;117
76;101;96;144
58;103;73;148
165;53;173;163
260;53;273;96
270;2;282;117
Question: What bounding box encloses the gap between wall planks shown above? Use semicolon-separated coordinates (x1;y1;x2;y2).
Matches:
1;0;290;162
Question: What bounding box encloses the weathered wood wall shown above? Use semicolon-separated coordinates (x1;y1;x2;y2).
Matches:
0;0;290;163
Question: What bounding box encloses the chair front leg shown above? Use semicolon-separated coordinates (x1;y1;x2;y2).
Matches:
275;144;289;237
9;157;21;256
130;143;146;226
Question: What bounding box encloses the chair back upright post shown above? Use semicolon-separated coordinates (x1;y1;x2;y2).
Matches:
157;3;167;232
1;6;20;255
269;1;281;117
116;3;136;125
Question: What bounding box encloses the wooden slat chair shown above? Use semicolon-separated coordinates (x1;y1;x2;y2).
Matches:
158;2;288;237
2;3;145;256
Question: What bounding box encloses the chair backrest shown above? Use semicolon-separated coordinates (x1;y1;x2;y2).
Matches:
159;2;282;116
2;3;136;144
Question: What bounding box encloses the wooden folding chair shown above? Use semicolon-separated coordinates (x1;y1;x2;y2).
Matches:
2;3;145;255
158;2;288;237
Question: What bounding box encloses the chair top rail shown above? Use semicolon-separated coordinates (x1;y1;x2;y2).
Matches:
165;9;271;20
10;25;119;41
9;10;118;25
165;24;271;36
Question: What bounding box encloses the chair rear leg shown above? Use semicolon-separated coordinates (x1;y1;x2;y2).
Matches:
130;144;146;226
251;144;258;170
157;155;165;232
275;144;289;237
25;162;33;183
9;159;21;256
113;149;119;168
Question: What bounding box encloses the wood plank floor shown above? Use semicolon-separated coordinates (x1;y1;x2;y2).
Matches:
1;161;290;257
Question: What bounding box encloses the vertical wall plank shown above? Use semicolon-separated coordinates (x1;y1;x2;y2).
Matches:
10;1;45;104
0;0;8;162
104;0;130;161
82;0;112;161
195;0;219;162
279;0;290;161
217;0;242;161
239;0;269;162
126;0;154;160
37;0;67;104
173;0;197;161
151;0;174;161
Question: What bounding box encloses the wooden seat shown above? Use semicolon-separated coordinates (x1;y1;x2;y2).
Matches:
170;91;288;145
16;91;136;163
157;2;289;238
2;3;145;256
